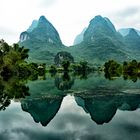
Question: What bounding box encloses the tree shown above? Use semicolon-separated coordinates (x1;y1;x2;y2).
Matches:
12;44;29;60
49;65;57;74
80;61;88;71
123;60;138;75
54;51;74;66
62;60;70;71
104;60;122;79
55;72;74;91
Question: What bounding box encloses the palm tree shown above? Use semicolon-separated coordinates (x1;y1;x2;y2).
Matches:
12;44;29;60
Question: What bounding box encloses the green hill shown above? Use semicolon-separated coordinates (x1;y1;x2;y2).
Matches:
19;15;140;65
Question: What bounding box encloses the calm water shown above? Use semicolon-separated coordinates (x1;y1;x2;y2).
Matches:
0;73;140;140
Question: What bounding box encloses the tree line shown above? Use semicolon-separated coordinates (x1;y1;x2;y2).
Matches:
1;40;140;82
104;59;140;82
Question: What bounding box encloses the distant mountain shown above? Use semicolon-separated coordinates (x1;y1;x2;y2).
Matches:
124;28;140;49
118;28;140;57
69;15;131;64
73;16;117;45
73;28;87;45
27;20;38;32
20;16;63;48
118;28;140;37
19;15;140;64
83;15;117;43
19;16;65;64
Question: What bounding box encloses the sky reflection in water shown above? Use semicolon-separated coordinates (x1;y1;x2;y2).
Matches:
0;73;140;140
0;95;139;140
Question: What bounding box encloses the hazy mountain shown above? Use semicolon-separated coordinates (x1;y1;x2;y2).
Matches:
19;15;65;63
118;28;140;57
83;15;117;43
68;15;131;64
27;20;38;32
73;27;87;45
118;28;140;37
73;16;117;45
20;16;63;48
124;28;140;49
19;15;140;64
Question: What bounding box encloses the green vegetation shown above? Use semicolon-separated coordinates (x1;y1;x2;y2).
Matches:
0;74;30;110
54;51;74;66
1;38;140;94
104;60;122;80
104;59;140;82
0;40;94;83
61;60;70;71
0;40;46;80
55;72;74;91
122;60;140;82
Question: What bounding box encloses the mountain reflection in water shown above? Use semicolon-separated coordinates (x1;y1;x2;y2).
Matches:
0;72;140;140
19;92;140;127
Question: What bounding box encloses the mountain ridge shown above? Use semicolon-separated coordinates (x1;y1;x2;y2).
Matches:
19;15;140;64
20;15;63;48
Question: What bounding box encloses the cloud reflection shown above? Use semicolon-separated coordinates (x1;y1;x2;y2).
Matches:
0;96;140;140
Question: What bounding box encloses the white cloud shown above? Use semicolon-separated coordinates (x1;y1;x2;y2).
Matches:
0;0;140;45
38;0;58;8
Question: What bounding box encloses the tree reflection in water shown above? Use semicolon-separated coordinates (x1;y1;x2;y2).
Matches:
0;75;30;110
1;71;140;126
55;72;75;91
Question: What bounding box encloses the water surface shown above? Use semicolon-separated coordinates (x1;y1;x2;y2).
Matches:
0;73;140;140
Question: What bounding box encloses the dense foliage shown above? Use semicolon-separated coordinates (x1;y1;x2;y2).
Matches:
104;59;140;82
0;40;46;80
54;51;74;66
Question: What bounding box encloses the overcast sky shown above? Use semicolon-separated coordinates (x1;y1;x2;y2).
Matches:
0;0;140;45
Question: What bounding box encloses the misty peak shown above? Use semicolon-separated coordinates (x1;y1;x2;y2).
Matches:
27;20;38;32
19;15;63;47
90;15;104;24
89;15;116;32
118;28;140;37
39;15;47;22
128;28;139;36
